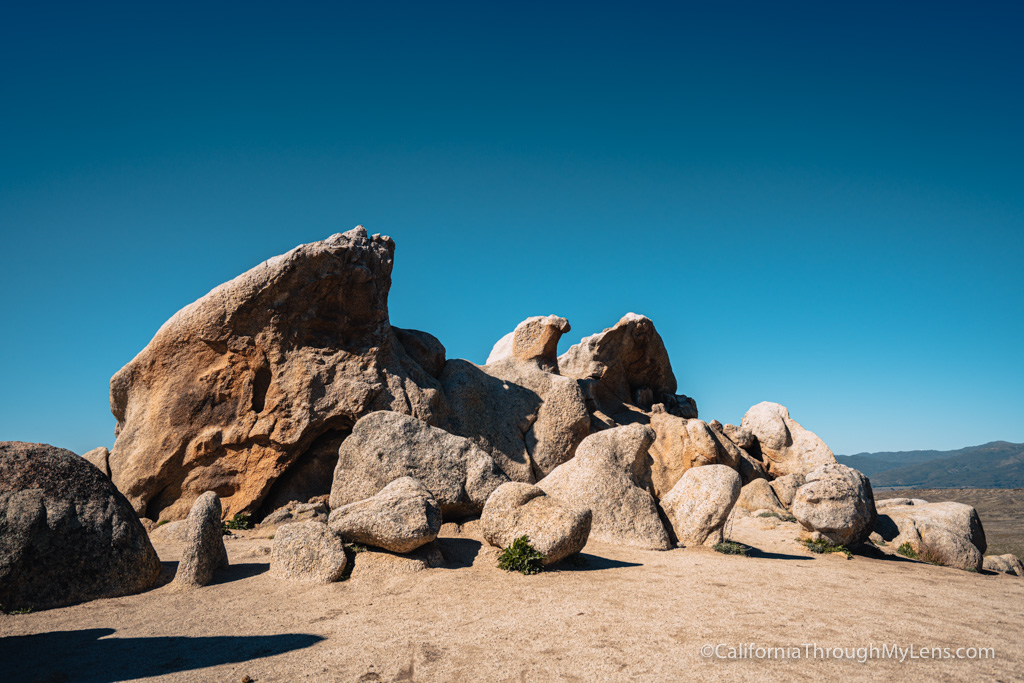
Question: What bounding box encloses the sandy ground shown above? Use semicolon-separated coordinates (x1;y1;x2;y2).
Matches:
2;515;1022;683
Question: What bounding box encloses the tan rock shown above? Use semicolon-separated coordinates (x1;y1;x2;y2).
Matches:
983;554;1023;576
660;465;742;547
109;227;448;521
769;473;806;509
480;482;591;564
81;447;110;477
329;411;507;519
740;402;836;478
648;414;728;498
539;424;671;550
875;501;987;571
486;315;571;370
269;521;348;584
791;464;876;547
329;477;442;554
734;479;787;515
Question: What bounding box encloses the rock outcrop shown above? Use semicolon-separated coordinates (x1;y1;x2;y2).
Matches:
983;554;1023;576
269;521;348;583
486;315;571;371
480;482;591;564
539;424;671;550
660;465;741;547
329;477;442;553
791;464;876;546
875;501;987;571
648;414;727;498
108;227;448;521
741;402;836;478
329;411;507;519
173;491;229;588
0;442;161;611
558;313;696;420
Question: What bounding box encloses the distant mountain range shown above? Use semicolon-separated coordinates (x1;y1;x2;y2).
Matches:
836;441;1024;489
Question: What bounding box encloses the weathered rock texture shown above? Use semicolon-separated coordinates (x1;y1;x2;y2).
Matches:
329;411;507;518
660;465;742;547
558;313;697;420
733;479;788;515
875;501;987;572
791;464;876;546
173;491;229;588
0;442;161;611
983;554;1023;576
486;315;571;370
480;482;592;564
539;424;671;550
82;447;110;477
769;473;807;509
109;227;447;521
269;521;348;583
648;414;725;498
329;477;442;553
741;402;836;478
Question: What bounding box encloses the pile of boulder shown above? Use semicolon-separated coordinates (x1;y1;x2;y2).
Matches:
2;228;1017;610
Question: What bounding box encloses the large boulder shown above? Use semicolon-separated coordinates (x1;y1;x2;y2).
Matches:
269;521;348;583
660;465;742;547
539;424;671;550
108;227;448;521
741;402;836;478
983;554;1023;577
480;482;592;564
328;477;442;553
558;313;696;419
875;501;987;571
172;491;229;588
791;464;876;546
444;315;590;480
0;442;161;611
329;411;507;519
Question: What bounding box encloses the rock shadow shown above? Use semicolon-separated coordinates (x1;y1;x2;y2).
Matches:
0;628;324;683
550;553;643;572
436;537;483;569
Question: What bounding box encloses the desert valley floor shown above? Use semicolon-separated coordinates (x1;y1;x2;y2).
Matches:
2;489;1022;683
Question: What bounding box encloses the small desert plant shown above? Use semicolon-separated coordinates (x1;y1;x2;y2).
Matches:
156;519;169;527
713;540;749;556
896;542;919;559
222;513;252;533
498;536;545;575
757;511;797;523
801;537;852;559
1;604;33;615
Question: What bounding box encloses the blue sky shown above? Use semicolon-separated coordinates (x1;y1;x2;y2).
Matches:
1;2;1022;456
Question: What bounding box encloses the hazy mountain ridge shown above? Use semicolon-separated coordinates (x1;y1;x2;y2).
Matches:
837;441;1024;488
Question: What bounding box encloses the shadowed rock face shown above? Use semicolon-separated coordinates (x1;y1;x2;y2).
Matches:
108;227;447;521
0;442;162;611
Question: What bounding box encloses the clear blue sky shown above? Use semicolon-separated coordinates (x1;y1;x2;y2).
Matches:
2;2;1022;456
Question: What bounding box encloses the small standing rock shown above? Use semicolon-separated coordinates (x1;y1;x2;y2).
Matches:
660;465;742;547
173;491;229;588
791;464;876;547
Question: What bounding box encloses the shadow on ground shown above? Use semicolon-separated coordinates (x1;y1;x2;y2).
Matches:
551;553;642;571
0;628;323;683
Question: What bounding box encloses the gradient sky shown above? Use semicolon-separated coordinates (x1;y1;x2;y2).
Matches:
2;2;1022;456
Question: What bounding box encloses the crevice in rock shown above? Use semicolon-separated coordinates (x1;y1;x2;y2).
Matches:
251;365;271;414
255;427;351;520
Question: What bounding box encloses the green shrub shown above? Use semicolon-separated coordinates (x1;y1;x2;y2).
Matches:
896;542;919;559
497;536;545;575
801;537;852;559
156;519;169;527
757;511;796;523
712;540;749;556
222;513;252;533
